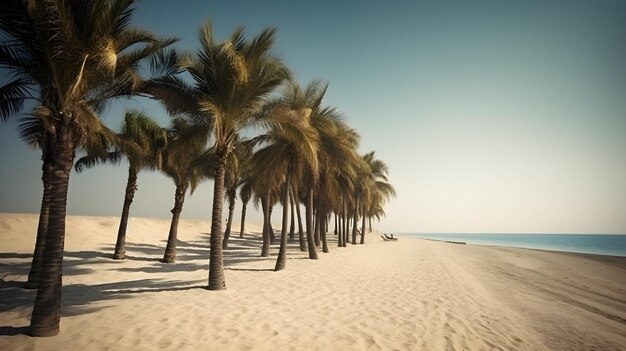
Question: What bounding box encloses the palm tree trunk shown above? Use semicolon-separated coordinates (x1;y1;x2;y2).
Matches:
222;188;236;249
275;172;291;271
24;158;52;289
360;205;366;244
260;195;271;257
208;155;227;290
30;122;78;337
369;217;372;232
320;208;329;253
288;187;295;241
163;183;187;263
343;202;349;247
294;189;305;252
239;202;247;238
334;214;337;235
269;204;275;245
305;188;318;259
113;165;138;260
351;201;358;245
313;206;321;247
337;211;344;247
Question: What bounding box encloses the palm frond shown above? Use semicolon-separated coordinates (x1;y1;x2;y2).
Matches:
141;75;203;119
74;150;122;173
17;114;42;149
0;79;33;121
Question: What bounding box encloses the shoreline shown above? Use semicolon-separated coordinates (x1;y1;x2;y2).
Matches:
412;235;626;260
1;214;625;350
402;233;626;258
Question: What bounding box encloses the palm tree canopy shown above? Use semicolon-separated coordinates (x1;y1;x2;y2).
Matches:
183;21;290;153
161;117;209;192
0;0;176;138
74;110;167;172
358;151;396;218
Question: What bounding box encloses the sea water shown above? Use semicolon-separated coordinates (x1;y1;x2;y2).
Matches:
402;233;626;257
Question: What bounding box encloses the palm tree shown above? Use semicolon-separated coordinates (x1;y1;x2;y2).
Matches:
277;81;338;260
147;22;289;289
238;180;253;238
358;152;395;244
17;116;113;289
246;163;281;257
222;139;252;249
161;118;209;263
0;0;174;336
75;110;167;259
250;89;319;271
315;121;362;252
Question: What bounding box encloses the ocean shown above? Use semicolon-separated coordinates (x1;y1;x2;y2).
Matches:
401;233;626;257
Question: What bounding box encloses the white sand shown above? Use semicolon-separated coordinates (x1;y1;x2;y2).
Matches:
1;213;625;350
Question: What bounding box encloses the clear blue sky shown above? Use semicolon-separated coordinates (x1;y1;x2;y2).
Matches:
1;0;625;233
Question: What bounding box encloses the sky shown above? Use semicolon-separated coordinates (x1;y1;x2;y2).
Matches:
1;0;625;234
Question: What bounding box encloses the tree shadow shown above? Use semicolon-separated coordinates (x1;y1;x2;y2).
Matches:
0;326;29;336
225;267;273;272
124;255;162;262
0;277;207;319
0;253;32;259
120;241;209;261
64;250;111;260
0;228;323;333
115;262;206;274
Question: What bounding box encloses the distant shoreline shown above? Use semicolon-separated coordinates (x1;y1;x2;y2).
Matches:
402;232;626;258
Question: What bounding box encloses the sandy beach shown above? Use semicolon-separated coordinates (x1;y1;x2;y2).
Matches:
1;213;625;350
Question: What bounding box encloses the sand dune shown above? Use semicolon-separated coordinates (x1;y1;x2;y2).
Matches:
1;213;625;350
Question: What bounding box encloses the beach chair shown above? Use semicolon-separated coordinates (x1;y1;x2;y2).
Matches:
382;234;398;241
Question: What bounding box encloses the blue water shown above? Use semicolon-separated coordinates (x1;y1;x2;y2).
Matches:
402;233;626;257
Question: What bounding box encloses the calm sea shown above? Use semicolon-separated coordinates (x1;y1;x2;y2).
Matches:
402;233;626;257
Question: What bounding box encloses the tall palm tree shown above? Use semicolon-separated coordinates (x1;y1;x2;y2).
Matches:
0;0;174;336
222;139;252;249
238;179;253;238
75;110;167;259
358;152;395;244
17;115;114;288
246;164;281;258
147;22;289;289
315;121;362;252
278;80;337;259
251;92;319;271
161;118;209;263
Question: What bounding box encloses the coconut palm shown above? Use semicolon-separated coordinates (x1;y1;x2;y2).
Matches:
275;81;339;259
75;110;167;259
238;180;253;238
18;115;114;288
246;164;281;257
302;94;361;254
161;118;209;263
315;121;362;252
222;139;252;249
358;152;395;244
250;90;319;271
146;22;289;289
0;0;174;336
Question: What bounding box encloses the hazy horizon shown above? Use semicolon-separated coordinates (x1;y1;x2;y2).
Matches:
1;0;625;234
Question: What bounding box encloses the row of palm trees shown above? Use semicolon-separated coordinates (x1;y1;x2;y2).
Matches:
0;0;394;337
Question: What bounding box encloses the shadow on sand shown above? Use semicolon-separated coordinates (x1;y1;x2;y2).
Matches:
0;230;315;335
